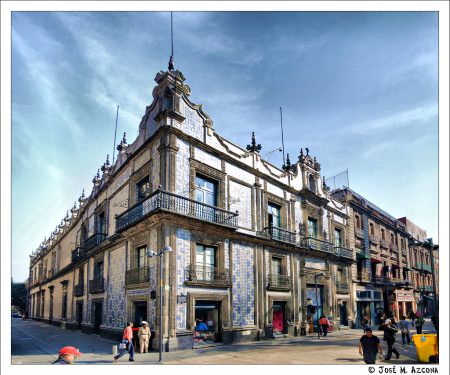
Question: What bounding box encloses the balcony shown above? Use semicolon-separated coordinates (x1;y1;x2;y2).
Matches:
73;283;84;297
354;227;364;239
116;189;239;232
268;274;292;291
355;248;370;260
425;285;434;292
89;277;105;294
335;281;350;293
258;225;296;245
334;246;354;260
401;248;407;256
356;271;371;282
390;243;398;252
369;235;379;244
372;275;393;284
185;265;231;288
422;264;432;273
71;247;85;263
125;266;150;286
380;239;388;248
414;262;423;270
84;233;106;251
303;237;334;254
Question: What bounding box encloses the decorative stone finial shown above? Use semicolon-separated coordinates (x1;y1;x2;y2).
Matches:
79;189;87;207
101;155;111;175
246;132;262;153
282;153;292;172
305;147;309;156
117;132;128;154
93;169;101;186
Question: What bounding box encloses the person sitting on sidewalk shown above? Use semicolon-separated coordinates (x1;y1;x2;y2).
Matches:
359;327;384;364
52;346;82;365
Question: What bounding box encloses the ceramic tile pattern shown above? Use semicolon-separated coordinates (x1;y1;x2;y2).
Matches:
229;180;252;229
106;247;126;328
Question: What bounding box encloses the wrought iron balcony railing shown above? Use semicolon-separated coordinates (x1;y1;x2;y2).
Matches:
354;227;364;238
84;233;106;251
185;265;231;287
88;277;105;294
380;239;388;248
356;271;371;282
71;247;85;263
268;274;292;291
73;283;84;297
257;225;297;245
303;237;334;254
334;246;354;260
372;275;393;284
335;281;350;293
125;266;150;286
116;189;239;232
369;235;379;244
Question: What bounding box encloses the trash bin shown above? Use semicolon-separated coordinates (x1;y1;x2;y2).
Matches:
412;334;439;363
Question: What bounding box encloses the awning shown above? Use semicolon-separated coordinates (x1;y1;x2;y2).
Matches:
371;257;383;264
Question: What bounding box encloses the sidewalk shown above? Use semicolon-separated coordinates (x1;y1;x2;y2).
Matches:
12;319;434;365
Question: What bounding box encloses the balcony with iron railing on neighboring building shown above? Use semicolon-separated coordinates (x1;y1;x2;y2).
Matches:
268;274;292;291
354;227;364;239
73;283;84;297
422;264;432;273
356;270;371;282
303;237;334;254
335;281;350;293
125;266;150;286
369;235;379;245
257;225;297;245
71;247;85;263
116;189;239;232
380;239;388;248
88;277;105;294
372;275;394;285
84;233;106;251
185;265;231;288
390;243;398;252
334;246;354;260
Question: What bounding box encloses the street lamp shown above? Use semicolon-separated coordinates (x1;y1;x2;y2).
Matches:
147;245;172;362
264;147;282;161
314;272;326;339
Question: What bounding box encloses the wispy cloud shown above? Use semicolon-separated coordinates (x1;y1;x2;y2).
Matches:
346;103;438;135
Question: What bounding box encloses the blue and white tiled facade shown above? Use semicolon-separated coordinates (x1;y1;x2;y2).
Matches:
107;247;126;328
175;228;191;330
231;242;255;327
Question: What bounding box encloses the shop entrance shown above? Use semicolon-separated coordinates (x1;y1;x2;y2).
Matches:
76;301;83;329
339;301;348;326
194;301;221;345
93;302;102;333
356;301;371;327
134;301;147;326
273;301;287;334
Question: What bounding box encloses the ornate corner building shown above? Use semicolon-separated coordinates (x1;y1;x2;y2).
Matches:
26;66;437;351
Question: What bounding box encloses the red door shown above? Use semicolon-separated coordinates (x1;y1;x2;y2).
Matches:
273;309;284;332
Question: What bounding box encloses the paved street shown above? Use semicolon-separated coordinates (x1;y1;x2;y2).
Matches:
11;318;435;365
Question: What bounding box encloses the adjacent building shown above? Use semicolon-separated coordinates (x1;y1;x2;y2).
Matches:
27;66;355;351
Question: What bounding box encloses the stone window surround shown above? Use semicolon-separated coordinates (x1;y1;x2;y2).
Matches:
186;292;230;330
301;200;324;240
331;221;347;247
129;232;150;270
267;294;293;325
189;159;226;209
227;176;255;231
263;192;289;229
189;231;226;272
268;250;289;276
126;295;150;327
129;163;152;206
94;200;108;235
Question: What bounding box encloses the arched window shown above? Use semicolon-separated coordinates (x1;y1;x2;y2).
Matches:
308;174;316;192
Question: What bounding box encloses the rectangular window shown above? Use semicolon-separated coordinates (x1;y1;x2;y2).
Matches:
136;176;150;202
373;291;382;300
271;257;282;275
97;212;106;235
94;261;103;279
381;229;385;240
136;246;146;268
268;203;281;227
196;244;216;281
308;218;318;238
78;268;84;285
195;175;218;206
334;228;342;247
357;291;371;299
369;223;374;236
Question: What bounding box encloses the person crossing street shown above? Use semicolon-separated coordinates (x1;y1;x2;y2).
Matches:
114;322;135;362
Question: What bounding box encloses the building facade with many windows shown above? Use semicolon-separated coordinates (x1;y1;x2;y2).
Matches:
27;67;355;350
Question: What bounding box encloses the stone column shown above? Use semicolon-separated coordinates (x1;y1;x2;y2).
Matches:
299;257;307;335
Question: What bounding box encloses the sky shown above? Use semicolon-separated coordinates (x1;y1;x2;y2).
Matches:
9;11;439;282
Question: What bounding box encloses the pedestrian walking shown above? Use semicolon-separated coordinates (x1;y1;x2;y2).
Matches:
307;315;314;335
358;327;384;364
362;316;369;333
397;316;411;346
415;313;425;334
114;322;135;362
52;346;82;364
138;321;151;353
409;311;416;327
319;315;330;337
384;318;400;360
378;311;387;341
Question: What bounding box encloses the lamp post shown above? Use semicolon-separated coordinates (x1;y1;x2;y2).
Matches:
314;272;326;339
264;147;282;161
425;238;439;339
147;245;172;362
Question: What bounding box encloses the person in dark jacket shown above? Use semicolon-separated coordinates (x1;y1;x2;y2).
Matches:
359;327;384;364
384;318;400;360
